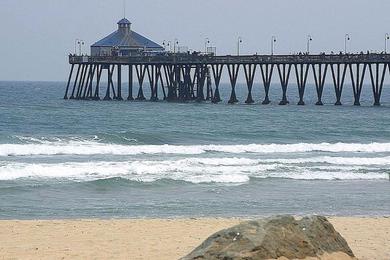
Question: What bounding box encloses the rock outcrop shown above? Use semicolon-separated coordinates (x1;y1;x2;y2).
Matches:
182;215;355;260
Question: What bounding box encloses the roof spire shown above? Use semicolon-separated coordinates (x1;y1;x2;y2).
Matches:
123;0;126;18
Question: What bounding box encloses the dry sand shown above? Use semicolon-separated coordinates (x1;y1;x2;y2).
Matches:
0;217;389;260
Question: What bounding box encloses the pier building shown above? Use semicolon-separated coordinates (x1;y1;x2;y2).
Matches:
91;18;164;57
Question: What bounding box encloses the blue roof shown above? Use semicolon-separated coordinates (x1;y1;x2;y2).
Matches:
91;30;164;49
117;18;131;25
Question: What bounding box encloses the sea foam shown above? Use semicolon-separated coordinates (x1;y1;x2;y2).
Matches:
1;141;390;157
0;157;386;182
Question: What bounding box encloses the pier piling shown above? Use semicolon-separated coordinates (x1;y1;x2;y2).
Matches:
227;64;240;104
277;64;292;105
312;64;328;106
243;64;256;104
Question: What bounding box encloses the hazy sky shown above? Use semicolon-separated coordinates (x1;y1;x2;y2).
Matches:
1;0;390;81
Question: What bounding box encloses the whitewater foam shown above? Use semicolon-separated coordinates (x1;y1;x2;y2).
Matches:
1;141;390;157
0;158;386;182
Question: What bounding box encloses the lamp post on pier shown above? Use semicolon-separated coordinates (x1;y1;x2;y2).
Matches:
75;39;84;55
237;37;243;56
163;40;167;51
344;34;350;53
174;39;179;53
205;38;210;54
271;36;277;55
385;33;389;53
307;35;313;54
77;40;85;55
74;39;80;55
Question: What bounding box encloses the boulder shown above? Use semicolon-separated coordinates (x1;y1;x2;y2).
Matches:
182;215;355;260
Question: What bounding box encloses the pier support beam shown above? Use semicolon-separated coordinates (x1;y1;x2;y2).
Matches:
127;65;134;100
206;67;213;101
211;64;223;103
146;65;159;101
164;65;175;101
159;66;167;100
116;64;123;100
64;64;74;99
259;64;274;105
103;65;112;100
182;65;192;101
85;64;97;99
150;65;162;101
330;64;347;105
83;64;92;99
312;64;328;105
243;64;256;104
227;64;240;104
174;65;181;100
76;64;88;99
69;64;81;99
178;66;186;101
179;66;190;101
146;65;154;101
82;64;93;99
74;64;85;99
190;67;198;100
294;64;310;105
277;64;292;105
368;63;387;106
93;65;103;100
104;65;116;100
196;65;207;102
349;63;367;106
135;65;147;101
75;64;85;99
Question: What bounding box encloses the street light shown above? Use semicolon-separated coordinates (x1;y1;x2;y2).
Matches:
162;40;167;51
75;40;85;55
237;37;243;56
174;39;179;53
344;34;351;53
271;36;277;55
385;33;390;53
307;35;313;54
74;39;80;55
80;41;85;55
205;38;210;53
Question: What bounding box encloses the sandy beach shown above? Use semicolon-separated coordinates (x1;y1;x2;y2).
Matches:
0;217;388;260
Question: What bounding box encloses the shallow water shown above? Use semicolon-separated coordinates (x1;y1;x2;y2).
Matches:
0;81;389;219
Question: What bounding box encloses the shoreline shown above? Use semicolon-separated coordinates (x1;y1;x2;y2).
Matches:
0;217;389;260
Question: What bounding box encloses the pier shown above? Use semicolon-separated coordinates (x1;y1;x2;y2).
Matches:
65;53;390;106
64;18;390;106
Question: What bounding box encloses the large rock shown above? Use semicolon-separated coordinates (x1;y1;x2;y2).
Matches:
182;216;355;260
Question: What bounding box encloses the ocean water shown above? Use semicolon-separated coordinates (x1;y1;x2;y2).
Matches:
0;80;390;219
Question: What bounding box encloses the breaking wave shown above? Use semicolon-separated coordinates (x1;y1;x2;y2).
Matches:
1;141;390;157
0;157;387;182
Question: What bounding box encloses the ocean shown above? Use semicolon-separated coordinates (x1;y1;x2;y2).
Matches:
0;80;389;219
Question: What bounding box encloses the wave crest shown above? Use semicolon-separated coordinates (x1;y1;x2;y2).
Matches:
0;158;386;182
1;141;390;157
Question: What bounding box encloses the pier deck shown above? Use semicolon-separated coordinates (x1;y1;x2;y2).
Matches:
69;53;390;65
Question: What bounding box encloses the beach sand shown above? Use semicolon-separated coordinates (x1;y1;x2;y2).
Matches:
0;217;389;260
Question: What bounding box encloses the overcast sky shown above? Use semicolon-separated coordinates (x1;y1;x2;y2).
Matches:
1;0;390;81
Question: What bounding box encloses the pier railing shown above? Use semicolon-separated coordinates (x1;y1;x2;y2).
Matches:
69;53;390;65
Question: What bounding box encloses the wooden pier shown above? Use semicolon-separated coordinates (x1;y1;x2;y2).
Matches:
64;53;390;106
